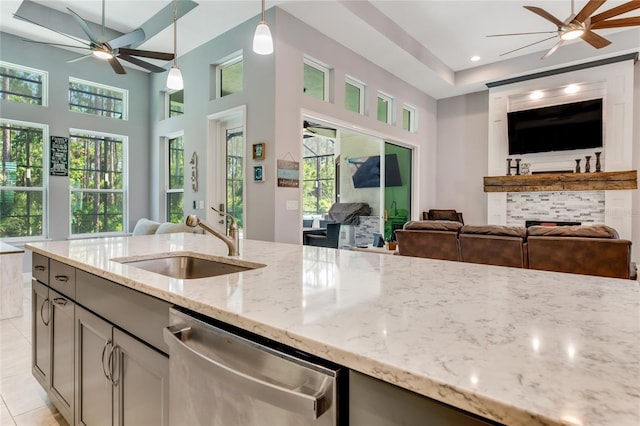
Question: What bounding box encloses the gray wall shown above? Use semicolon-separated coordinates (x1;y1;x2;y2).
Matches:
435;91;489;225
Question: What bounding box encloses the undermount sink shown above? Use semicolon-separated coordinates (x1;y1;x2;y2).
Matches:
113;254;263;279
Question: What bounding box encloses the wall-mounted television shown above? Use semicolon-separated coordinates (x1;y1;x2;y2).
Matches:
507;98;603;155
348;154;403;188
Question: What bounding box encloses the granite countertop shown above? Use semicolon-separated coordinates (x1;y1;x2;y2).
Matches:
27;233;640;426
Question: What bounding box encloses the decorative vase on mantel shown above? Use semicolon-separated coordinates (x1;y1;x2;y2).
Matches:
595;152;602;172
575;159;581;173
585;156;591;173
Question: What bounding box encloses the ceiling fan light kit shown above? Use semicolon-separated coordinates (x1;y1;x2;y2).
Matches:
93;47;113;59
560;23;585;40
253;0;273;55
166;0;184;90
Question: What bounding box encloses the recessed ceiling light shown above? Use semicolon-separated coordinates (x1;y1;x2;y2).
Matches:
470;55;481;62
564;84;579;94
530;90;543;100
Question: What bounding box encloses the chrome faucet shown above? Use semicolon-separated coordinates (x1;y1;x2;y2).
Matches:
185;207;239;256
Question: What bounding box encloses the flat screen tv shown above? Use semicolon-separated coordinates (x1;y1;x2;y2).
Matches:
507;98;603;155
348;154;403;188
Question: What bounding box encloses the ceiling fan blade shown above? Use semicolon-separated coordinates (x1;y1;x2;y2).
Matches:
108;57;126;75
66;7;99;44
591;1;640;23
499;35;558;57
580;29;612;48
524;6;565;27
22;39;91;50
118;48;174;61
67;54;93;64
541;39;564;59
574;0;607;23
109;29;145;49
117;54;166;73
487;31;559;37
591;17;640;29
13;13;92;48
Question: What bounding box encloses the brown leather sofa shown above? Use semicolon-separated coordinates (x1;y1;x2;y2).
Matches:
459;225;528;268
527;225;636;279
395;220;462;261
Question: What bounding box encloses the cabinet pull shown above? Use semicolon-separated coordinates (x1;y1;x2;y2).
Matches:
53;297;68;306
54;275;69;283
35;265;46;272
101;339;113;383
40;297;50;326
108;344;120;387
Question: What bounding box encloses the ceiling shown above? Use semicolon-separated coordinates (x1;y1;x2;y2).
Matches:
1;0;638;99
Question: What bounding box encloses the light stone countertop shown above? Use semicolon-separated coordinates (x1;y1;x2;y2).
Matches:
27;233;640;426
0;241;24;254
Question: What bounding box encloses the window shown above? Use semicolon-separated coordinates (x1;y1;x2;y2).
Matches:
0;62;47;105
167;135;184;223
402;105;417;132
69;130;126;235
303;136;335;217
303;58;329;101
377;92;393;124
69;78;128;119
0;120;47;239
226;128;243;229
345;77;365;114
217;56;243;97
168;90;184;117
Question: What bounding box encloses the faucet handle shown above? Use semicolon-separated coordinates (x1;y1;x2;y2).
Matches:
210;206;238;230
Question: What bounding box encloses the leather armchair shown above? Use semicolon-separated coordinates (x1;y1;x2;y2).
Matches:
423;209;464;224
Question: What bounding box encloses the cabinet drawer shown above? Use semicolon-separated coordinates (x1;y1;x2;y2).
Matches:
76;270;170;354
50;260;76;299
32;253;49;284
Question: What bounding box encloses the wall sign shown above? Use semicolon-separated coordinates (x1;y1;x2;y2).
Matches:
50;136;69;176
277;159;299;188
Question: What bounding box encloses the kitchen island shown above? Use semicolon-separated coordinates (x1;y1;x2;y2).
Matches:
27;233;639;426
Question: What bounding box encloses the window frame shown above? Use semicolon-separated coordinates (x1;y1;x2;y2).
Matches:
345;76;365;114
216;54;243;98
68;77;129;120
302;136;335;217
68;128;128;238
377;91;394;124
167;89;184;118
165;132;185;223
303;57;330;101
0;61;48;106
402;104;418;132
0;118;49;242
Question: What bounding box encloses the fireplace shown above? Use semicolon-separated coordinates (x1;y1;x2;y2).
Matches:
525;220;581;227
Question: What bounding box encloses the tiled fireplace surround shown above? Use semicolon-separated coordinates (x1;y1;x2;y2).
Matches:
487;59;635;243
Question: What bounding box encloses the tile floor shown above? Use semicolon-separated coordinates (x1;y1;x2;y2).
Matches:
0;278;68;426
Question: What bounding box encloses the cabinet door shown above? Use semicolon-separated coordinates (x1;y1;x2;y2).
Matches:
76;307;113;426
50;290;75;425
113;328;169;426
32;280;50;389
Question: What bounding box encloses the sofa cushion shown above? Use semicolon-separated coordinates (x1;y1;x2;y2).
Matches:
404;220;462;232
461;225;526;238
132;218;161;236
426;209;460;222
527;225;619;239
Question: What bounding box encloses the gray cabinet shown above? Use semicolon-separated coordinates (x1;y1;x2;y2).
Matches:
32;279;50;389
76;306;169;426
50;289;75;423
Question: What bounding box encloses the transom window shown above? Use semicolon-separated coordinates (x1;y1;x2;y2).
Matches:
0;61;47;106
402;104;417;132
0;120;47;239
167;135;184;223
168;90;184;118
377;92;394;124
303;136;335;217
217;55;243;98
345;76;365;114
69;78;128;120
69;130;127;235
303;57;329;101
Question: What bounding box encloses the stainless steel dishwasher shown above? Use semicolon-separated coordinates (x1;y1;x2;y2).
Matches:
164;307;345;426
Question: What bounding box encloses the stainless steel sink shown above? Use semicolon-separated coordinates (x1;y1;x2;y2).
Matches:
114;255;262;279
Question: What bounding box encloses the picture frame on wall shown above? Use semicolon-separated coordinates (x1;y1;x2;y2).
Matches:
254;165;264;182
252;143;265;160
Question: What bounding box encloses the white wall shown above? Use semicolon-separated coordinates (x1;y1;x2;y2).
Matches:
435;91;489;225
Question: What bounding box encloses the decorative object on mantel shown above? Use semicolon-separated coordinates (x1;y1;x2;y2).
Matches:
595;152;602;172
585;155;591;173
575;159;581;173
484;170;638;192
520;162;530;175
506;158;521;175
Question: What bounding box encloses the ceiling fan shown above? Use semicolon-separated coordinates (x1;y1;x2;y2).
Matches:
488;0;640;59
303;120;337;139
14;0;174;74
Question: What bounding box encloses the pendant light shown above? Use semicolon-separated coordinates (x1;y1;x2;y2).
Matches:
252;0;273;55
166;0;184;90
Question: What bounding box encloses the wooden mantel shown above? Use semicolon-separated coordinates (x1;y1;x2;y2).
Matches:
484;170;637;193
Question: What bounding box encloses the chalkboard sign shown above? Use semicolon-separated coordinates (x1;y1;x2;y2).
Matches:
50;136;69;176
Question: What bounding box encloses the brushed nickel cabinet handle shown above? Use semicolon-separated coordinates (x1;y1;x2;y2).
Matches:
40;298;50;326
53;297;68;306
54;275;69;283
101;339;113;382
35;265;46;271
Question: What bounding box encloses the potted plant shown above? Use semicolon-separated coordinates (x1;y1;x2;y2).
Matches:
386;234;397;251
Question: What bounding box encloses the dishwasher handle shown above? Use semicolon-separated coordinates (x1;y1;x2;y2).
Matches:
164;324;330;420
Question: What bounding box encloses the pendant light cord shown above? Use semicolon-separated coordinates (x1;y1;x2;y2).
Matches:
261;0;266;23
173;0;178;66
